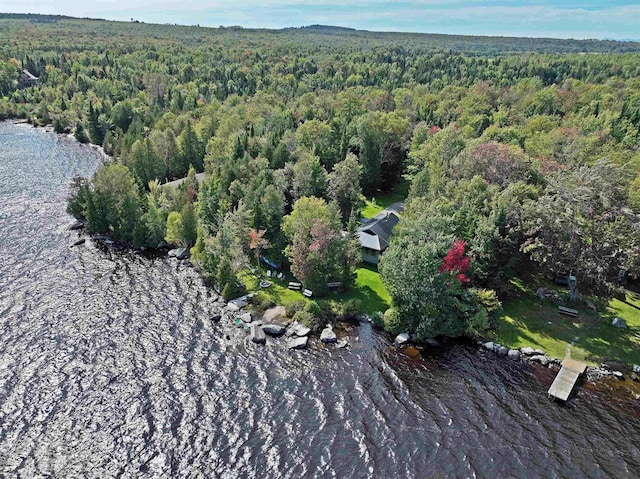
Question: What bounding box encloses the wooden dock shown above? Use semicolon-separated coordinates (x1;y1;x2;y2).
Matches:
548;357;588;401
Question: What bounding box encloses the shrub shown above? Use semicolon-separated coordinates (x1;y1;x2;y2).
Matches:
370;311;384;327
474;288;502;313
222;280;244;301
292;310;322;331
466;309;491;337
342;298;363;319
252;292;275;311
327;300;344;318
74;123;89;143
304;300;321;317
383;308;403;334
53;116;69;134
285;300;306;318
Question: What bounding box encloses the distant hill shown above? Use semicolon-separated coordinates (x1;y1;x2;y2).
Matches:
0;13;74;22
1;13;640;54
285;24;640;54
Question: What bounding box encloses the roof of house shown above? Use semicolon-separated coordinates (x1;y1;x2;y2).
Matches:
20;69;38;80
357;207;402;252
162;172;205;189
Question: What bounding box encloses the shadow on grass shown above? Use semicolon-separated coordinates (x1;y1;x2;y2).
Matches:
497;291;640;365
621;297;640;312
362;179;409;218
573;327;640;365
326;284;390;315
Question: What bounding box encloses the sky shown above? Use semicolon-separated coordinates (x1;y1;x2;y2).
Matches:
4;0;640;40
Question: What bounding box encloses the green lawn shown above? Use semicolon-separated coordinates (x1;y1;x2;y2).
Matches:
240;264;391;316
240;269;306;307
361;179;409;219
323;264;391;315
494;285;640;366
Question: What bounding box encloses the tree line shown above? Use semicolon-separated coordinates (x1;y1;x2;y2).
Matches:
2;17;639;338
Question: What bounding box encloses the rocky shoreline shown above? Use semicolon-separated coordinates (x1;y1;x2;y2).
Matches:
392;331;640;395
476;340;639;382
208;294;354;351
69;220;640;387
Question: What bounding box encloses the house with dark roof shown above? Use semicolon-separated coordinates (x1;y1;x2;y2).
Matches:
357;203;403;264
17;69;39;88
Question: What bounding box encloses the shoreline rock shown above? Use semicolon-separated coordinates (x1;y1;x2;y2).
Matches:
288;336;308;350
320;325;337;343
263;323;286;336
68;220;84;231
508;349;521;360
250;323;266;344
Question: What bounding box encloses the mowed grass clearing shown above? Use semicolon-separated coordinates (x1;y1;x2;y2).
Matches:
241;264;391;316
495;284;640;366
361;179;409;219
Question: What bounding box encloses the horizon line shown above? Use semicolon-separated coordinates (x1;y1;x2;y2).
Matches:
2;11;640;43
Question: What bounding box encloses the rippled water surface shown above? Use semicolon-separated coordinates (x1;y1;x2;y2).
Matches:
1;122;640;478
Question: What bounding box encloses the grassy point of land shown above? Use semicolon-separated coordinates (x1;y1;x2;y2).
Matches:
324;264;391;314
240;264;391;316
240;269;306;306
361;179;409;219
495;282;640;366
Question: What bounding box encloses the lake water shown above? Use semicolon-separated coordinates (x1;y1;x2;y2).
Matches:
1;121;639;478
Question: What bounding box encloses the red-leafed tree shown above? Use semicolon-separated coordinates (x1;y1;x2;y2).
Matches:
248;228;270;265
440;239;471;284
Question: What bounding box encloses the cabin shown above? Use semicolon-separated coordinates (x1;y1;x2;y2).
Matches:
17;69;39;89
161;172;205;189
357;203;403;264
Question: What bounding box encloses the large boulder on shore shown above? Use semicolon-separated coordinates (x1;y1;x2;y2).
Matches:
238;312;253;324
395;333;410;346
262;306;286;324
529;355;550;366
250;323;266;344
321;326;337;343
508;349;521;360
68;220;84;231
227;299;247;311
288;336;308;350
520;347;536;356
612;317;628;329
290;321;311;337
483;341;495;351
497;346;509;357
263;323;286;336
168;247;189;259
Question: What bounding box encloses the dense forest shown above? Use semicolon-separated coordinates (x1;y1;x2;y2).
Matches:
2;14;639;340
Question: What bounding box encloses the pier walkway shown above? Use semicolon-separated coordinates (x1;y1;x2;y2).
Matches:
548;357;588;401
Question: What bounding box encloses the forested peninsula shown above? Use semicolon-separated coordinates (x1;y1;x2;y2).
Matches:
2;14;639;361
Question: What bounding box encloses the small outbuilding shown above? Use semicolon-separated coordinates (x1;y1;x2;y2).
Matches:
17;69;39;88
